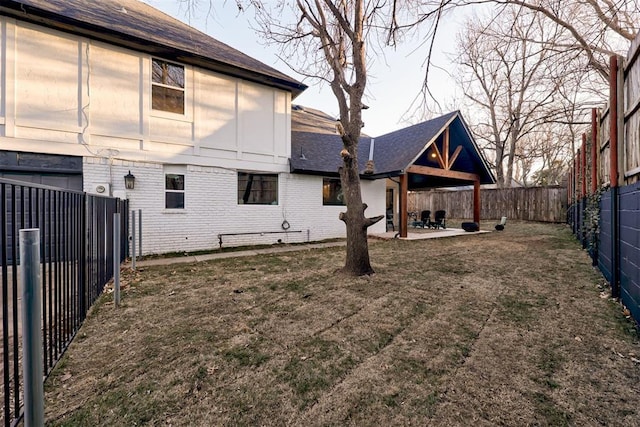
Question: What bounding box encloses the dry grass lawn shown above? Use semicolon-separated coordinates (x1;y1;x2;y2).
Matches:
44;222;640;426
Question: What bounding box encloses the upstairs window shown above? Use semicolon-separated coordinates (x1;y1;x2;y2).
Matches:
323;177;344;205
238;173;278;205
165;173;185;209
152;58;185;114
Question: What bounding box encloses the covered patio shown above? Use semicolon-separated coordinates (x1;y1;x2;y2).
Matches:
369;111;495;237
289;107;495;237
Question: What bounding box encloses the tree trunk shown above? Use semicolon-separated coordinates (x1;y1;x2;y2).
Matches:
337;134;380;276
495;141;505;188
506;115;519;187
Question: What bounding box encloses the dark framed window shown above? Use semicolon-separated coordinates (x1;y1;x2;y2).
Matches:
238;172;278;205
165;173;185;209
323;177;344;205
152;58;185;114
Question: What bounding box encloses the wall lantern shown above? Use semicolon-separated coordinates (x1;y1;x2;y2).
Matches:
124;170;136;190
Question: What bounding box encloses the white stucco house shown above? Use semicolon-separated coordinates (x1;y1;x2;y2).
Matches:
0;0;494;255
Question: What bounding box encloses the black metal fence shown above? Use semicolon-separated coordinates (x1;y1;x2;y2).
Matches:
1;178;128;426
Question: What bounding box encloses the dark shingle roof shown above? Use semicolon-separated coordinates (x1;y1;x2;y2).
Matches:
291;108;495;187
290;105;371;176
2;0;306;97
373;112;458;174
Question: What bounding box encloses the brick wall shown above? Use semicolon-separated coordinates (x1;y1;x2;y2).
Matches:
83;158;387;255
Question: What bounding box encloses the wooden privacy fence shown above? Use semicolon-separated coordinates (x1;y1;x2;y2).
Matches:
567;34;640;325
409;186;567;222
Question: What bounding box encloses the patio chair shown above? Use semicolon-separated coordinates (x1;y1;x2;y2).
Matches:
414;210;431;228
430;210;446;229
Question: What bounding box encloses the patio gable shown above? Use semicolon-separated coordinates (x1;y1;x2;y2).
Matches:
290;108;494;186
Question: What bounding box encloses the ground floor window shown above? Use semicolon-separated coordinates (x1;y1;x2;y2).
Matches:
238;172;278;205
165;167;185;209
323;177;344;205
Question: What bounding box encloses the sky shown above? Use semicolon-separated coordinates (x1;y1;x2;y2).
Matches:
142;1;473;137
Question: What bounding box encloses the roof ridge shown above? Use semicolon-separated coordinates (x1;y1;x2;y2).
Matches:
375;111;458;139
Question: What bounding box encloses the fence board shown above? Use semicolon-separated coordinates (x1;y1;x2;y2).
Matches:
408;186;567;222
624;37;640;183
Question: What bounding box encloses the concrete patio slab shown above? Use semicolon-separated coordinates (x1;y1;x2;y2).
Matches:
371;227;491;240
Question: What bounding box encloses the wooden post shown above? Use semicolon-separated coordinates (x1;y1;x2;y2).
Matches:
572;154;576;232
610;56;620;189
473;179;480;224
567;170;572;205
570;166;575;229
591;108;598;193
573;152;580;203
574;150;581;236
576;149;581;198
400;173;408;238
609;54;620;298
444;127;450;168
581;134;587;197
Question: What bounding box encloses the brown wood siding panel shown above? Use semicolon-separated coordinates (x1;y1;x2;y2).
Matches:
624;38;640;185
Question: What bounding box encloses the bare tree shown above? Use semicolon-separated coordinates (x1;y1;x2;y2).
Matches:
518;124;573;186
454;4;606;186
455;9;563;186
237;1;429;276
175;0;450;275
418;0;638;79
487;0;639;80
394;0;639;124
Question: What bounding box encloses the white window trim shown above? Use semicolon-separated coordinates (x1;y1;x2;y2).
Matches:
164;165;186;210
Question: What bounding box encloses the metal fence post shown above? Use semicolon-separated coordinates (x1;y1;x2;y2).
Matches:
131;210;136;270
138;209;142;258
20;228;44;427
113;213;121;308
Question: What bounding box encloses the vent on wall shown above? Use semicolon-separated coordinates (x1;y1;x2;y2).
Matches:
93;183;111;195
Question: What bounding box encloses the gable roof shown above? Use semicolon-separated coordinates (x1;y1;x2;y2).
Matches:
291;108;495;188
1;0;307;97
373;111;458;174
